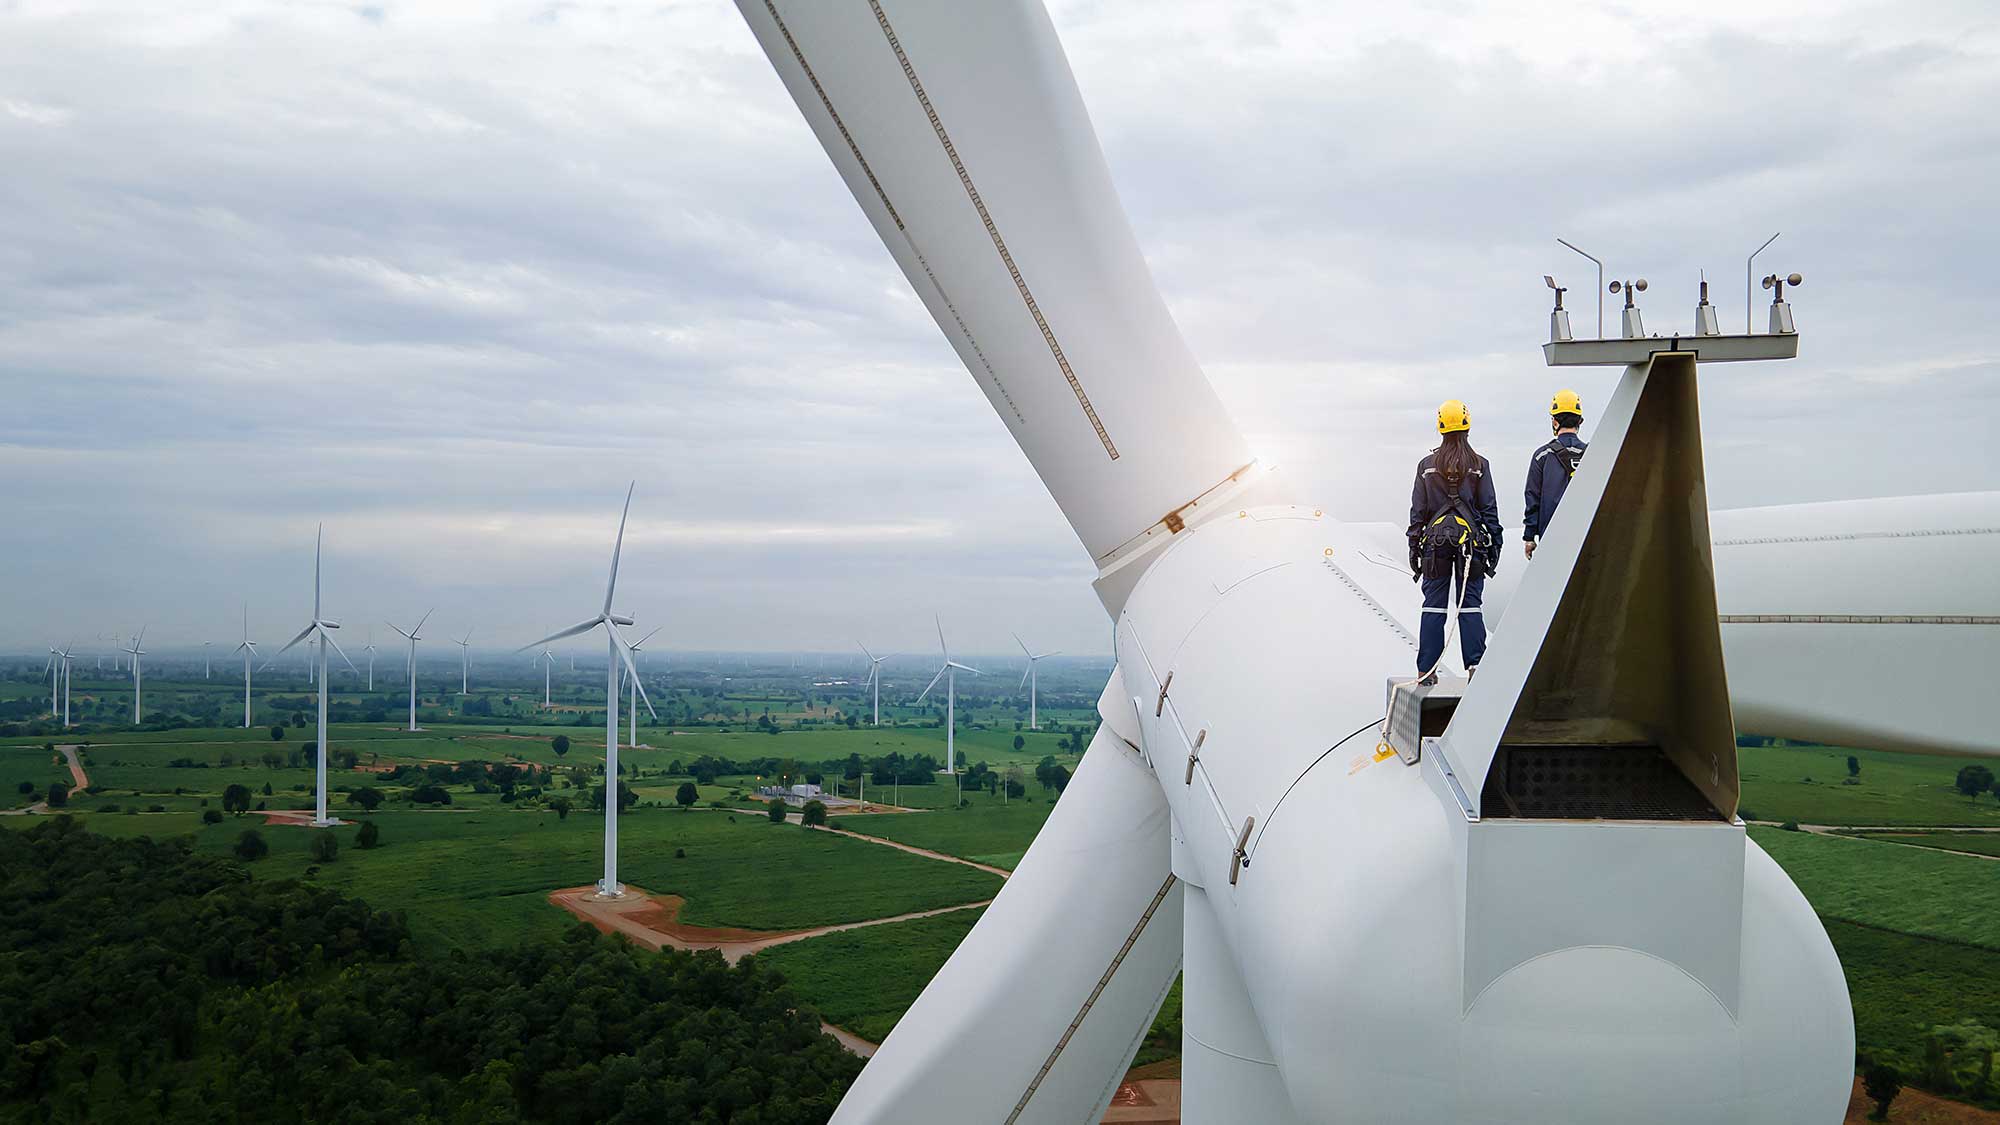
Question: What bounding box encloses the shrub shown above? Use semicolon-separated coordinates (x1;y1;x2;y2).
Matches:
15;781;31;795
270;725;285;741
99;803;121;814
202;809;224;825
801;800;827;827
308;833;339;863
552;735;570;757
356;820;380;849
766;799;788;823
1779;819;1800;832
675;782;698;809
222;784;253;816
147;805;165;813
674;847;687;859
234;830;268;861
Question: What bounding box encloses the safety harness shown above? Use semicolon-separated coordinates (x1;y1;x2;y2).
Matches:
1419;464;1495;580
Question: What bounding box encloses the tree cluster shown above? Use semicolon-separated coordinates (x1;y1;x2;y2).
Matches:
0;818;858;1122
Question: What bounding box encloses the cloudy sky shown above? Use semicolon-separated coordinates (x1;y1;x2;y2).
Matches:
2;0;1995;660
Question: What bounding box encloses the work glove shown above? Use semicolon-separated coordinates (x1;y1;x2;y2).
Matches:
1409;547;1421;581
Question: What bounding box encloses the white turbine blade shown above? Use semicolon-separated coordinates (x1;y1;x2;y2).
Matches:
1014;632;1031;659
632;625;663;649
242;602;249;643
261;621;317;667
613;629;658;720
460;627;474;645
1020;665;1032;689
387;622;414;641
858;641;874;664
603;481;635;617
733;2;1256;570
1043;650;1063;660
313;523;323;620
935;614;948;660
323;629;360;675
949;660;983;675
518;616;602;653
413;607;434;637
233;641;252;654
916;664;946;704
134;624;146;647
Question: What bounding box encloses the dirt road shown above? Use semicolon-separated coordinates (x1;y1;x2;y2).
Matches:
549;885;991;965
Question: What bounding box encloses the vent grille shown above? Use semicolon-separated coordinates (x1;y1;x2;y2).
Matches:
1483;745;1724;821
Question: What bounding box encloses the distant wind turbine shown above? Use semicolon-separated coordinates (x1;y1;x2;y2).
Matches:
363;628;378;692
917;617;980;776
622;625;662;748
456;627;474;695
387;609;434;732
540;639;557;709
261;527;357;827
43;646;60;718
124;627;147;724
858;643;888;727
1014;633;1062;730
202;640;212;680
519;483;655;900
234;605;259;727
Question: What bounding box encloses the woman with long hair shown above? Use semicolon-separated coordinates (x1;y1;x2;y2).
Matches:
1407;400;1503;682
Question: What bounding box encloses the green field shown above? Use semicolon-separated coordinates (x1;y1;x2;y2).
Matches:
1739;743;2000;827
1753;826;2000;948
1856;832;2000;859
838;800;1057;870
754;908;987;1043
9;806;1002;952
1828;921;2000;1083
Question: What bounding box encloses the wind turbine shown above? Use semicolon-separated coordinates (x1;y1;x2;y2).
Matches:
858;643;887;726
123;628;146;724
386;610;433;732
262;526;357;827
363;628;378;692
1013;633;1061;730
43;647;60;717
202;640;211;679
234;605;258;727
455;627;474;695
57;643;74;728
735;7;1939;1119
622;625;662;748
916;617;979;777
519;483;655;899
540;641;557;709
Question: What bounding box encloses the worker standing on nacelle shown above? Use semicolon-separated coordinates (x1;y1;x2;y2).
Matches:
1409;400;1502;682
1524;388;1588;558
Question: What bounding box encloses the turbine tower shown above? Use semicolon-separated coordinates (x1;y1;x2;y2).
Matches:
363;629;378;692
202;640;211;679
233;605;258;727
261;526;358;828
540;641;557;709
622;625;662;748
386;610;433;732
43;646;60;718
1013;632;1061;730
519;483;655;900
858;642;887;726
916;617;979;776
123;627;146;724
455;627;474;695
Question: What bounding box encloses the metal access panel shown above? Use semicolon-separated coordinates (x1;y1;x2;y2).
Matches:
1480;744;1727;821
1384;676;1464;765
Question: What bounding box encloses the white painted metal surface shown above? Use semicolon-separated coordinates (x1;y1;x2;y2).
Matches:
734;0;1259;582
829;717;1182;1125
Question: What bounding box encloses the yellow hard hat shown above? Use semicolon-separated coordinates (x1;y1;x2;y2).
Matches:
1550;389;1583;416
1437;399;1470;434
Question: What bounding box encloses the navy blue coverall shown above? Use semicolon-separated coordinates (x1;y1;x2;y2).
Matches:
1523;432;1587;546
1408;451;1502;674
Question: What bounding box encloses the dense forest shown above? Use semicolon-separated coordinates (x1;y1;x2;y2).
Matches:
0;818;859;1122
